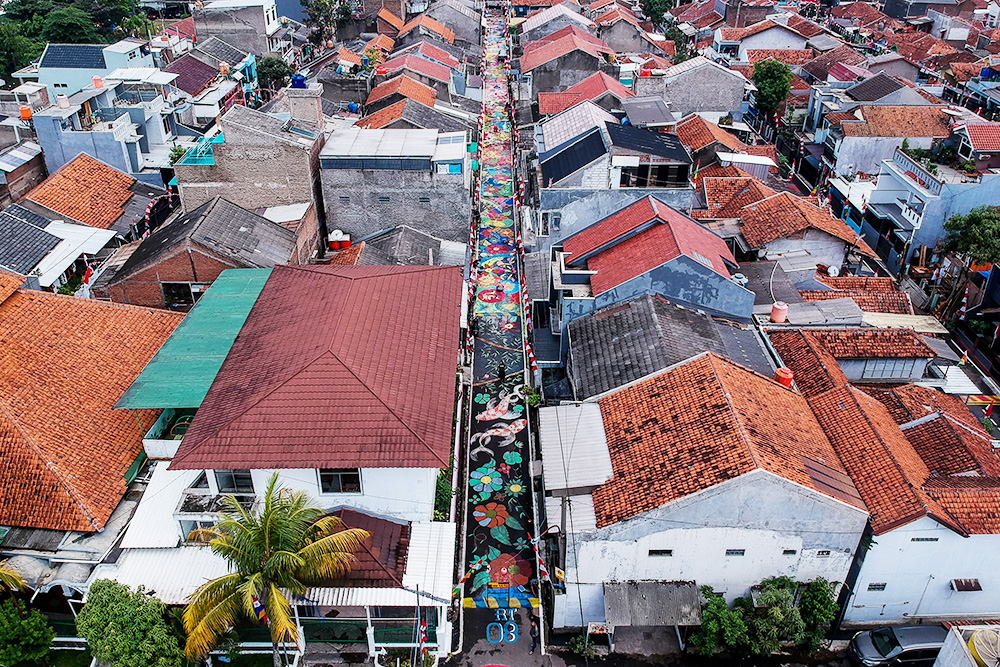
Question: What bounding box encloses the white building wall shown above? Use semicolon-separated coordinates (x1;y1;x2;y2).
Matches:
836;136;933;177
736;28;808;59
203;467;438;523
761;229;847;278
844;517;1000;626
553;471;868;628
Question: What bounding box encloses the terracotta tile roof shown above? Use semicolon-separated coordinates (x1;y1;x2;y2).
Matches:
521;32;614;71
903;415;1000;477
699;176;776;218
377;7;404;30
671;0;716;23
524;24;607;51
366;74;437;107
326;241;365;265
396;41;459;69
875;384;982;429
965;122;1000;151
951;60;984;83
841;106;952;138
319;509;409;587
398;15;456;43
692;10;723;29
356;99;408;128
26;154;137;231
882;31;956;63
642;35;675;55
809;385;963;535
817;275;896;291
742;144;780;173
338;47;363;67
166;16;195;39
766;328;934;398
641;53;672;69
170;265;463;471
0;270;24;302
740;192;876;255
592;353;863;527
799;288;913;314
675;114;747;153
538;92;586;114
728;63;755;79
381;54;452;82
367;34;395;53
696;163;750;179
564;196;700;262
537;71;633;114
745;48;814;65
719;19;800;42
923;478;1000;534
594;6;640;26
0;280;182;532
784;14;824;38
586;211;735;294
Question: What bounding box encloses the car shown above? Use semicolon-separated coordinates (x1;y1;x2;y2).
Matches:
848;625;949;667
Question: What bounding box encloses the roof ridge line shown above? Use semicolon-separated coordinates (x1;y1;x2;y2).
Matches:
0;400;102;530
325;346;445;466
705;353;762;471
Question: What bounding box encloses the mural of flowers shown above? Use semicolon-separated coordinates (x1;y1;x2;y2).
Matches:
502;451;522;465
497;463;511;474
513;537;529;550
504;478;525;497
470;465;503;494
474;393;491;404
473;502;508;528
489;553;532;588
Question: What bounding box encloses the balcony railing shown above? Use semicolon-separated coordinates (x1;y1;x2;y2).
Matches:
892;149;944;196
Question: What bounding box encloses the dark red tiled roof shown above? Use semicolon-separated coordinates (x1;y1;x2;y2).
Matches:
319;509;409;587
170;265;463;471
164;53;218;95
593;353;863;527
537;71;633;114
520;32;613;71
381;54;452;82
799;288;913;314
965;122;1000;151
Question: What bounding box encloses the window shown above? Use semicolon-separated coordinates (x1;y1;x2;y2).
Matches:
319;468;361;494
648;549;673;557
215;469;254;494
868;582;887;592
127;50;138;60
550;213;561;231
378;196;390;204
162;282;195;309
339;196;350;204
783;549;798;555
180;520;216;542
817;550;831;557
725;549;745;556
419;196;431;203
911;537;939;542
862;358;918;379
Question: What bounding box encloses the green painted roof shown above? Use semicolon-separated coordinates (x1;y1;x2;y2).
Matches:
115;268;272;409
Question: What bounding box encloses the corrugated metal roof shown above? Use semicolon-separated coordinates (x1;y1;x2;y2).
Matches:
115;268;272;409
321;127;441;158
0;142;41;173
36;222;117;288
119;461;201;549
603;581;702;626
543;494;598;533
539;404;612;491
89;546;231;604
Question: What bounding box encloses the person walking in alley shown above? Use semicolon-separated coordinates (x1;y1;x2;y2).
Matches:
529;619;539;654
497;359;506;383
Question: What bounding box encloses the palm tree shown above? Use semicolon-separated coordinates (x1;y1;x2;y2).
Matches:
0;560;25;592
183;473;369;666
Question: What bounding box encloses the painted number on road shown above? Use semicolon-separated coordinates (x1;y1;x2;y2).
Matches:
486;612;519;644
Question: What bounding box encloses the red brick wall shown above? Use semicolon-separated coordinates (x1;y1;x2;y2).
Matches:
290;203;320;264
107;244;241;308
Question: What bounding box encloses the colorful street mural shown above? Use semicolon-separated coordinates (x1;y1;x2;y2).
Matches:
462;2;539;611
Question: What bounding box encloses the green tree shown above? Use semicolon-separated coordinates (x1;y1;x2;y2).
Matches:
689;586;749;655
942;205;1000;266
300;0;337;44
76;579;184;667
79;0;138;35
0;599;55;667
752;59;793;123
182;474;369;666
0;24;43;84
640;0;673;26
1;0;52;23
41;6;100;43
743;578;806;656
257;55;294;91
800;578;837;649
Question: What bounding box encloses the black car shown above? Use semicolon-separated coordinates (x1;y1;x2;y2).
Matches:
848;625;948;667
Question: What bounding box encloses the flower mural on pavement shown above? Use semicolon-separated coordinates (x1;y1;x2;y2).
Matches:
489;554;532;588
470;465;503;494
473;502;509;528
